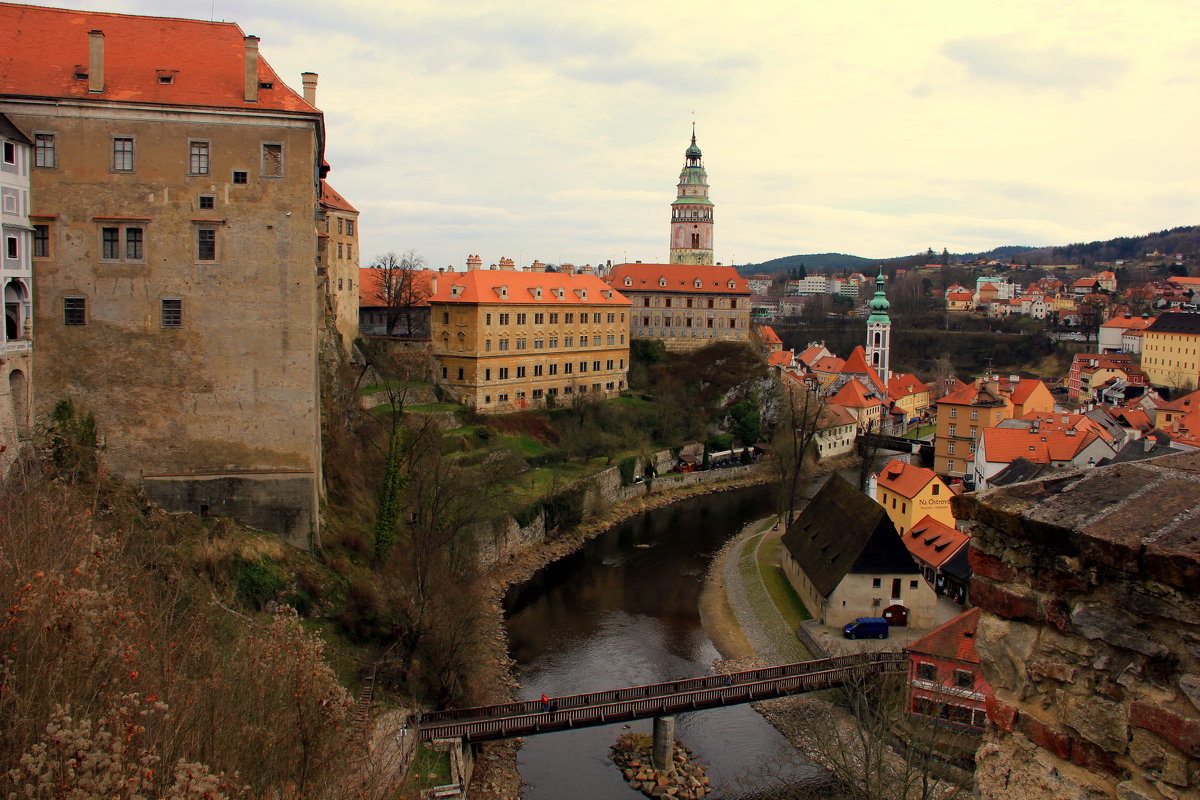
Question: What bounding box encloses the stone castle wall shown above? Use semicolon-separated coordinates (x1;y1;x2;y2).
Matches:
954;452;1200;800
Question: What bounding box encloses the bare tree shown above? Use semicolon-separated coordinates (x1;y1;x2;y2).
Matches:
369;250;428;337
770;376;826;528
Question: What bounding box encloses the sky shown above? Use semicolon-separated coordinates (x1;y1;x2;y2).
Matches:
23;0;1200;269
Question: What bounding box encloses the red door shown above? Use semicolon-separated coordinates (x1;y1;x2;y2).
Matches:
883;604;908;627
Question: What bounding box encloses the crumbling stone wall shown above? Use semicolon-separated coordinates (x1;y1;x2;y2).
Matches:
954;452;1200;800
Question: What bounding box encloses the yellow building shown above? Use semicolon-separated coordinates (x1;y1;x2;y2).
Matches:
1;5;326;547
934;380;1011;478
887;373;931;421
1141;313;1200;392
873;458;954;534
429;268;631;411
606;262;750;352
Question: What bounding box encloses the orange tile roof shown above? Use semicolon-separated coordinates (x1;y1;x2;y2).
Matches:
757;325;782;344
810;355;845;373
1007;377;1048;406
1020;411;1117;442
829;377;881;409
938;382;1006;407
1168;276;1200;287
981;427;1100;464
358;266;436;307
431;269;631;306
798;344;830;366
767;350;793;367
887;373;928;401
908;607;981;663
1100;315;1155;331
841;346;885;390
903;515;969;569
876;458;939;499
818;404;858;429
607;263;750;295
0;3;314;113
320;180;358;214
1159;387;1200;414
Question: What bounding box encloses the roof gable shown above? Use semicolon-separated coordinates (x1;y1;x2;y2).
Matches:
876;458;937;498
908;608;982;663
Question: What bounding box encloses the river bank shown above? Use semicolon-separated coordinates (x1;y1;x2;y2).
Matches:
467;467;777;800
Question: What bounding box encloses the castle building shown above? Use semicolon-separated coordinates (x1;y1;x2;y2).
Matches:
0;3;328;547
319;178;360;347
606;262;750;352
1;111;33;477
669;129;713;266
865;269;892;385
429;269;631;412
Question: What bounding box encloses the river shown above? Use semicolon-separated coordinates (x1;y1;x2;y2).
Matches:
503;483;820;799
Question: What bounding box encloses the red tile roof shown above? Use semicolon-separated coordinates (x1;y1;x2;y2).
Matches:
902;515;969;569
607;263;750;295
1007;377;1049;407
887;373;928;402
431;269;631;306
0;3;315;113
766;350;793;367
320;180;357;214
798;344;831;367
757;325;782;344
1159;387;1200;414
810;355;845;373
907;607;982;663
1100;314;1155;331
818;404;858;430
876;458;939;499
829;378;881;409
981;427;1101;464
841;346;885;391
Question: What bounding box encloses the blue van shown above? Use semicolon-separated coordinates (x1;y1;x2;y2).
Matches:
842;617;889;639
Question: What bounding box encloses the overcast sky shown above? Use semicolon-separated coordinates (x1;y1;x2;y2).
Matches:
29;0;1200;268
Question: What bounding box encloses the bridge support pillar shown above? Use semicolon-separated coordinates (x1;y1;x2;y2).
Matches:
652;716;676;772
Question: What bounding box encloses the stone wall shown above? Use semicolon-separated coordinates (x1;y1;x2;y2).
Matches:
954;452;1200;800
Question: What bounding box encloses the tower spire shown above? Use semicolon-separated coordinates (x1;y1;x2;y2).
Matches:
670;126;713;265
865;267;892;385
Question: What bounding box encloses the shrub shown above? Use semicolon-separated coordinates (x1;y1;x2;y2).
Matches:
618;457;637;486
235;557;286;609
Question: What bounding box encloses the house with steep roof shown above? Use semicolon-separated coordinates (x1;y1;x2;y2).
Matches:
606;262;750;351
902;515;970;606
779;474;939;628
946;291;975;312
1098;312;1154;353
766;349;794;369
934;379;1011;478
808;354;845;388
873;458;954;532
756;324;782;353
0;2;328;546
972;426;1116;491
907;608;991;731
429;269;631;411
1067;353;1147;401
813;404;857;460
827;377;884;431
887;373;932;423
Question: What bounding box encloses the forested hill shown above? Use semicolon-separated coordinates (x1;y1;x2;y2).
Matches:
738;225;1200;276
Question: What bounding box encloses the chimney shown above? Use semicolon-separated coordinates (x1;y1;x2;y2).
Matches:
301;72;318;106
430;271;438;296
498;257;515;271
88;30;104;93
244;36;260;102
530;259;546;273
466;254;482;272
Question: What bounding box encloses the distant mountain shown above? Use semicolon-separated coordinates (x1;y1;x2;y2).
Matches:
737;225;1200;276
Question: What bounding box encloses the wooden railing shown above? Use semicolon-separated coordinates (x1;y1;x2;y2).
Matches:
413;652;905;744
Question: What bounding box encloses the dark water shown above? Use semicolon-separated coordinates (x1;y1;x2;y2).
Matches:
504;484;819;799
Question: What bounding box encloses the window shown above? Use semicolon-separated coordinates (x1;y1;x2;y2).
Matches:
516;338;527;350
606;359;614;370
593;313;601;323
534;313;544;324
457;367;464;380
970;409;978;420
516;366;526;378
441;366;447;379
564;335;574;347
101;228;120;260
125;228;143;260
346;220;355;235
442;311;449;324
485;368;491;380
499;367;509;379
5;236;16;259
112;137;134;171
643;298;650;307
549;337;558;349
34;134;55;168
607;312;615;323
189;141;210;175
199;195;215;210
161;298;182;328
954;670;974;689
910;580;919;589
484;339;491;352
949;407;957;418
2;141;13;164
338;278;343;290
549;313;559;324
232;170;248;184
592;361;600;371
549;364;558;375
337;218;344;235
197;228;216;261
932;484;940;496
534;338;544;349
499;313;510;325
32;224;49;258
63;297;86;325
916;662;937;682
872;578;881;588
579;361;588;373
580;335;588;347
948;441;956;455
533;365;543;377
338;243;343;258
261;143;283;176
516;313;527;325
606;335;615;345
532;389;543;399
564;362;573;374
486;313;492;325
948;424;956;436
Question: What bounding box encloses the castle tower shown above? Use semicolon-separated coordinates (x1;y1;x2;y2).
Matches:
865;268;892;385
669;126;714;265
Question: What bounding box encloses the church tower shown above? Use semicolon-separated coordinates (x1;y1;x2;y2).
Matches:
865;268;892;385
669;127;714;265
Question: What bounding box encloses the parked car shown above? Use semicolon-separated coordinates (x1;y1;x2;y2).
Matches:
842;617;889;639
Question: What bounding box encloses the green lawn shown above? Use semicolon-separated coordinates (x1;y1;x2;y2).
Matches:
358;380;432;395
756;536;811;627
902;424;936;439
404;402;460;413
396;744;452;799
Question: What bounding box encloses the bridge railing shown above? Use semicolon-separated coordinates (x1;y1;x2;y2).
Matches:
417;654;908;742
415;651;904;728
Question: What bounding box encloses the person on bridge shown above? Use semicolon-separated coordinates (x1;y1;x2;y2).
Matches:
541;694;550;713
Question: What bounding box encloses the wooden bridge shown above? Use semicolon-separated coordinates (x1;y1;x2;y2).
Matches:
411;651;906;744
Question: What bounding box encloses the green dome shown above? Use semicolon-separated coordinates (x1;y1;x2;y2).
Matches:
867;269;890;323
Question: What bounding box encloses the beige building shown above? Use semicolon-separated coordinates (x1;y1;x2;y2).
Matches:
429;267;631;412
319;179;360;346
606;262;750;352
0;5;326;547
1141;312;1200;392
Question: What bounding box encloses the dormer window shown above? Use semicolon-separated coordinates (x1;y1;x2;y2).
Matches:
659;277;667;287
496;285;508;299
156;70;177;85
555;287;565;300
694;279;702;289
258;81;274;90
450;285;464;298
74;66;88;80
532;286;543;300
728;280;736;289
624;276;632;287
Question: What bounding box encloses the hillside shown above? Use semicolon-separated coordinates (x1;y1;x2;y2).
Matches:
738;224;1200;275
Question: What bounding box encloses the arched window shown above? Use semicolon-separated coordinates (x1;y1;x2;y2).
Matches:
691;233;700;249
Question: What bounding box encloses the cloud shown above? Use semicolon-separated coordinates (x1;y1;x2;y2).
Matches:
941;35;1126;92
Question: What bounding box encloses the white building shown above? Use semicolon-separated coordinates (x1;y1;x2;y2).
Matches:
1;112;33;477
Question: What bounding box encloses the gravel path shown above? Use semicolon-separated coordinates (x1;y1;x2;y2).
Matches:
721;520;810;663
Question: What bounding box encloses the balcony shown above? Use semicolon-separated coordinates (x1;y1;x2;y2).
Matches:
3;340;31;354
